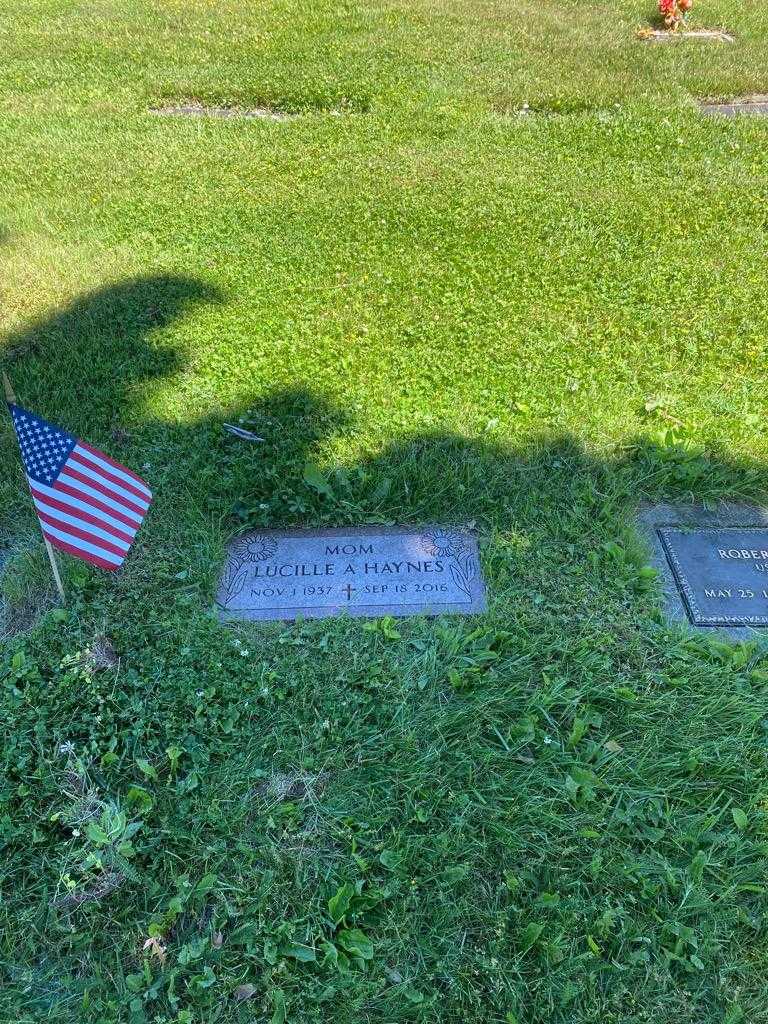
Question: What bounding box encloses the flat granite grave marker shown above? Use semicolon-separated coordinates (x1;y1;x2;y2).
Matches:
699;95;768;118
659;527;768;626
639;28;735;43
217;527;486;622
639;505;768;633
149;102;296;121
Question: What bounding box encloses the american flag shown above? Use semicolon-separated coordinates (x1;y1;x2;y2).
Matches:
7;403;152;571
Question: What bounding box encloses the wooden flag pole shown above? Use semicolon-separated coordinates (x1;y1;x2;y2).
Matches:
45;541;67;605
2;371;66;604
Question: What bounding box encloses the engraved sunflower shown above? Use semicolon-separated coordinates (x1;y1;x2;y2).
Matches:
234;535;278;563
420;529;465;559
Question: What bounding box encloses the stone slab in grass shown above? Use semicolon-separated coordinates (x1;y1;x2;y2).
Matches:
149;102;296;121
639;503;768;636
216;527;486;622
640;29;735;43
699;95;768;117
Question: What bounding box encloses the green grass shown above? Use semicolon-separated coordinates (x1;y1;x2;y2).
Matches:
2;1;768;1021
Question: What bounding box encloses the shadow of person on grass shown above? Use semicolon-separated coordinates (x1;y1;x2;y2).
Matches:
0;274;221;625
1;274;222;435
200;398;768;557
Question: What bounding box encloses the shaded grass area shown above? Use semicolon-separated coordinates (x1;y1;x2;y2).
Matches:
4;590;768;1023
1;1;768;1022
3;393;768;1023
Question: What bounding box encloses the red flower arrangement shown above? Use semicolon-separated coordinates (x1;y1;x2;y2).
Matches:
658;0;693;30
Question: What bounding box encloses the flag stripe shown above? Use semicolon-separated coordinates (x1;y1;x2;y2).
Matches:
33;498;132;552
63;460;150;512
75;443;152;498
41;523;124;568
32;480;139;536
71;446;152;503
57;471;145;523
36;508;130;557
79;440;151;491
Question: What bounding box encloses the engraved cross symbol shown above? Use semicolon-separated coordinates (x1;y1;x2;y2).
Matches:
342;583;357;602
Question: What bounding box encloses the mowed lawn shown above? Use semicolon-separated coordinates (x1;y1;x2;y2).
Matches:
2;1;768;1021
